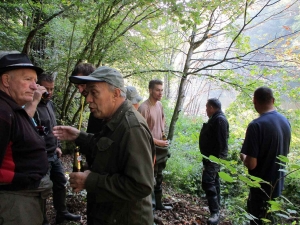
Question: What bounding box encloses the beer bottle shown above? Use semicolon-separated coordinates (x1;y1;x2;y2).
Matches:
73;146;82;172
162;131;167;141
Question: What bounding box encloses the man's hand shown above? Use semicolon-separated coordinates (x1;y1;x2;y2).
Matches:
24;85;48;117
53;126;80;141
33;84;47;102
154;138;169;147
56;147;62;158
69;170;91;192
240;153;246;162
240;153;257;170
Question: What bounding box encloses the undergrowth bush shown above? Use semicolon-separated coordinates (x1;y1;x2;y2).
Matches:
162;98;300;224
163;112;203;194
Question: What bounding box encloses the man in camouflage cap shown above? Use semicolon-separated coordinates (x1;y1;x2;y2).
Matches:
126;85;143;109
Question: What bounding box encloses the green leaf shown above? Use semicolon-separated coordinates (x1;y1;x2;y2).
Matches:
219;158;229;166
278;169;288;173
287;209;297;214
290;164;300;169
218;171;234;182
238;175;261;187
277;155;289;163
275;213;289;219
267;200;282;212
209;155;220;163
245;213;257;220
226;165;237;174
248;175;264;182
261;218;271;223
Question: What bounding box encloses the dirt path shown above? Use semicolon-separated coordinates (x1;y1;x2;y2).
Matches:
45;155;232;225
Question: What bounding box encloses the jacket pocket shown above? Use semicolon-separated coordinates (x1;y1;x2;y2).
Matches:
97;137;114;151
92;137;115;171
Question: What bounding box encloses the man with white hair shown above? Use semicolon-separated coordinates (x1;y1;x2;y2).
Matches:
0;52;52;225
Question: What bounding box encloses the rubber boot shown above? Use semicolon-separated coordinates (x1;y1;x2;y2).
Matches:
53;189;81;224
207;196;219;225
56;210;81;224
208;212;220;225
154;190;172;210
42;217;50;225
152;191;156;211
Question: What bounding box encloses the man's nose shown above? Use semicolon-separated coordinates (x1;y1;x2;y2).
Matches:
85;93;92;103
31;82;38;90
78;86;85;93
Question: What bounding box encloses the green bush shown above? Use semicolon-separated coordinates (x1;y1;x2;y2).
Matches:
163;112;203;194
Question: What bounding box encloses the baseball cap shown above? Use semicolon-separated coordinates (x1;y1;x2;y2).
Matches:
0;52;43;75
126;86;142;104
69;66;126;92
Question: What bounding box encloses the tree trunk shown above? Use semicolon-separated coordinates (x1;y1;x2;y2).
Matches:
168;31;196;140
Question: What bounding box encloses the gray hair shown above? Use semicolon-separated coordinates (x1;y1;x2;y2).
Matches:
107;83;126;98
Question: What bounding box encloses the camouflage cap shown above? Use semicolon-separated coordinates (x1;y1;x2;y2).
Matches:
69;66;126;92
126;86;142;104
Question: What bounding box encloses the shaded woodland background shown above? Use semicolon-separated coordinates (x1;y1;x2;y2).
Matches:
1;0;300;223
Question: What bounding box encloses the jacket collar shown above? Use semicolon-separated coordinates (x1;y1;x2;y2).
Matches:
105;99;132;132
0;90;23;111
209;109;224;121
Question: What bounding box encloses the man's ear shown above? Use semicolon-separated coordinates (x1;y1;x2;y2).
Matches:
114;88;121;98
1;73;10;87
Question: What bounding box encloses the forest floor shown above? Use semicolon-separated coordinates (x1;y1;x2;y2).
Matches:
45;154;233;225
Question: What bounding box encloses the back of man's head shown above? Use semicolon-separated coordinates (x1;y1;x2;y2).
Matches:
71;63;95;77
254;86;274;105
207;98;222;110
148;79;163;89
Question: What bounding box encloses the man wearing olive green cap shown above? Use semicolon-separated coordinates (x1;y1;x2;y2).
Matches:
126;85;143;109
54;66;155;225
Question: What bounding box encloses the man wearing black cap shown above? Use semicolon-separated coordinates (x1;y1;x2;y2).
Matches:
199;98;229;225
0;51;52;225
53;66;155;225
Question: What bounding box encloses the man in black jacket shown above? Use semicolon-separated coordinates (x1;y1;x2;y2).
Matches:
26;73;81;224
0;52;52;225
71;63;103;134
199;98;229;225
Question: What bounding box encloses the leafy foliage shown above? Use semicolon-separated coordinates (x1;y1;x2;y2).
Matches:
1;0;300;224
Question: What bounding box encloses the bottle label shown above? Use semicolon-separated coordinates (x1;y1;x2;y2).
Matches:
77;155;82;161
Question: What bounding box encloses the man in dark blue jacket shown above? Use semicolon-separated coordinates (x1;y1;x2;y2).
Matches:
240;87;291;224
199;98;229;225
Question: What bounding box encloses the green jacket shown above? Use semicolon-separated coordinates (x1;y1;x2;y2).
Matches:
76;100;155;225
